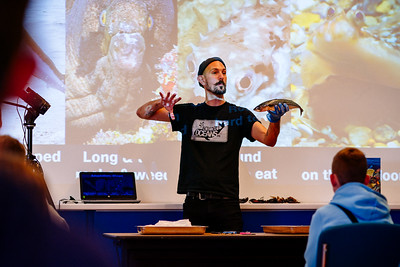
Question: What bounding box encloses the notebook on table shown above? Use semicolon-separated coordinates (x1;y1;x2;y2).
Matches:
79;172;140;203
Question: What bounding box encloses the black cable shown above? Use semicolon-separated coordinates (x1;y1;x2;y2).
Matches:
58;198;69;210
15;97;28;150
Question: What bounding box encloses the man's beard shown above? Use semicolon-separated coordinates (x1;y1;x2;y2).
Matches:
207;81;226;95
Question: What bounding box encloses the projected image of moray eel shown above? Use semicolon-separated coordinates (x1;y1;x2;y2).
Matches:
65;0;176;143
292;0;400;147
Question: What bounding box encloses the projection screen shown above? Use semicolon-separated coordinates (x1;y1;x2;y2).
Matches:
1;0;400;204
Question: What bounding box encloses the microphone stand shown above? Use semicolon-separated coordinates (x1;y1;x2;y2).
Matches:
23;107;44;174
2;101;54;208
2;100;40;166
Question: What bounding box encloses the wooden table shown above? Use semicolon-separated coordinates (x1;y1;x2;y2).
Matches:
103;232;308;267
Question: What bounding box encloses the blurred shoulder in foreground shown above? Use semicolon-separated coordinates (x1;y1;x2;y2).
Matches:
0;154;114;266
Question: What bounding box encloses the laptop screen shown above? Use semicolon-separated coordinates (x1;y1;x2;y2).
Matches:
80;172;138;201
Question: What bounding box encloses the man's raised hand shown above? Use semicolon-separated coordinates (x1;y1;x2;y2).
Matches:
160;92;181;120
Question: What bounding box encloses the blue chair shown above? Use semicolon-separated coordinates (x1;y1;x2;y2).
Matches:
316;223;400;267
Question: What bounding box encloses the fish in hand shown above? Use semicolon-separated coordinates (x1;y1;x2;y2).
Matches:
254;99;303;115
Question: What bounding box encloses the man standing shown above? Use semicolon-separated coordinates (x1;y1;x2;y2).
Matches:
137;57;289;232
304;147;393;267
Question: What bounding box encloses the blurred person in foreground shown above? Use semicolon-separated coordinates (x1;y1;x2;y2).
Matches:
0;1;36;127
304;147;393;267
0;134;69;231
0;3;114;266
137;57;289;232
0;153;114;267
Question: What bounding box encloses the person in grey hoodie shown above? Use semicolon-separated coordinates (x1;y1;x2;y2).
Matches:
304;147;393;267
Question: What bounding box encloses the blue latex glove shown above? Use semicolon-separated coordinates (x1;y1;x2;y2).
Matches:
266;103;289;123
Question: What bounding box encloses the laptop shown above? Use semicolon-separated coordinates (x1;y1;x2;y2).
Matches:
79;172;141;203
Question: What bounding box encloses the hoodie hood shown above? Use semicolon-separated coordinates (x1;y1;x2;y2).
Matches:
331;182;392;223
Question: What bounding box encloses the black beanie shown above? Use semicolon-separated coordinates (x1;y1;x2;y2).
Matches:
197;57;226;76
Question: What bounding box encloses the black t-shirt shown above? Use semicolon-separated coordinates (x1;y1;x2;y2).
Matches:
171;102;259;198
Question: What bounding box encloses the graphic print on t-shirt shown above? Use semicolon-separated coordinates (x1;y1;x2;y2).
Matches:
191;119;228;142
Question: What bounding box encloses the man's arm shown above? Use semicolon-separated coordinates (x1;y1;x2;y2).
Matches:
136;92;181;122
136;99;170;122
251;121;280;147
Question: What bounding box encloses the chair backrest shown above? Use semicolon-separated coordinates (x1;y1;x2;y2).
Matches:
316;223;400;267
